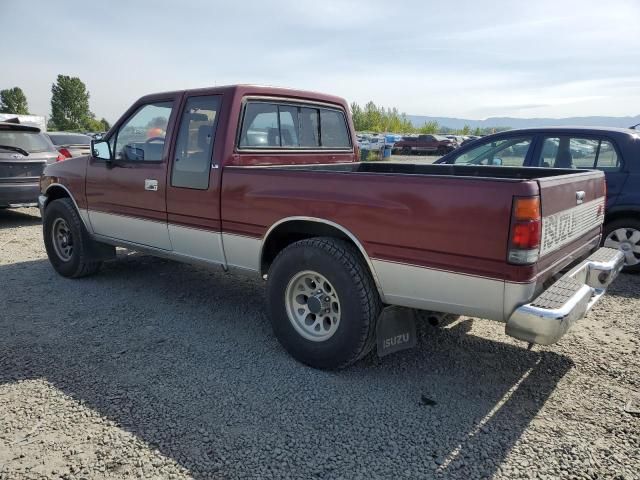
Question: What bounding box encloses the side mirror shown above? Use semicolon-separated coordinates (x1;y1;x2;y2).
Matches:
492;157;503;166
91;139;112;161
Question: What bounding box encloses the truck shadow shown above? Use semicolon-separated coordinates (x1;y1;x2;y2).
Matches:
0;207;41;229
0;254;574;479
604;272;640;299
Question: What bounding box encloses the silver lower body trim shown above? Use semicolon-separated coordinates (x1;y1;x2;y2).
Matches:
506;247;624;345
222;233;261;271
168;224;225;264
89;210;173;250
372;259;506;321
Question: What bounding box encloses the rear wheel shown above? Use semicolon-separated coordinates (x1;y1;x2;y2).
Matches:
266;237;381;369
402;147;412;155
603;218;640;273
43;198;102;278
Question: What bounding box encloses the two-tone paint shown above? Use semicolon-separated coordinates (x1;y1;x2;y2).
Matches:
39;84;608;327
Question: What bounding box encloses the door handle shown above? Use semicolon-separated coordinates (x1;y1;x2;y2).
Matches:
145;179;158;191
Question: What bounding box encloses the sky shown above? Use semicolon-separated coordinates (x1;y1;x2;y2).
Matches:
2;0;640;123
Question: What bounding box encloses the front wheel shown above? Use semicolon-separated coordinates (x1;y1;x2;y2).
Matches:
603;218;640;273
43;198;102;278
266;237;381;369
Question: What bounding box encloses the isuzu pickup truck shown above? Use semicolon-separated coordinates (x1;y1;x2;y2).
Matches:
39;85;624;369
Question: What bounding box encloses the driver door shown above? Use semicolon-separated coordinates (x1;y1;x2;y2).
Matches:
86;97;180;249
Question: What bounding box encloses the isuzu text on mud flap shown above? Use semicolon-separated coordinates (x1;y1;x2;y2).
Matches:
39;85;623;369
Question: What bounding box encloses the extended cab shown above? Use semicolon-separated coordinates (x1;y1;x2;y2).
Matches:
39;85;624;369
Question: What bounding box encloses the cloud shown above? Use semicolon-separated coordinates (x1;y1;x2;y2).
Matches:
2;0;639;121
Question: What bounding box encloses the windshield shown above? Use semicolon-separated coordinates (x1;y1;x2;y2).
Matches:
0;130;52;153
48;133;92;146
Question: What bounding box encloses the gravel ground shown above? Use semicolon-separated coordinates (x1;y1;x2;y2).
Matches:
0;207;638;480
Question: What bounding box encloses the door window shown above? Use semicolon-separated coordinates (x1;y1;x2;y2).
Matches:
171;95;221;190
451;137;532;166
113;102;173;161
537;136;620;171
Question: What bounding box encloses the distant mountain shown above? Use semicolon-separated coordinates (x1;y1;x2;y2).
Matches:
407;114;640;130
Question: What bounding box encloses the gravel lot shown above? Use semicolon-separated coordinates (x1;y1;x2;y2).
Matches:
1;207;638;480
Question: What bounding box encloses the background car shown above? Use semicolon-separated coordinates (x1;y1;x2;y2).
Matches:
435;126;640;271
0;122;61;208
393;134;456;155
46;132;93;158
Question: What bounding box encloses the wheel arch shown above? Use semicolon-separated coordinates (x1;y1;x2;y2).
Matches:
44;184;92;233
260;217;386;301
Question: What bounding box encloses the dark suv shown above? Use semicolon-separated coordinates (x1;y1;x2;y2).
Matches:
0;122;60;208
435;126;640;271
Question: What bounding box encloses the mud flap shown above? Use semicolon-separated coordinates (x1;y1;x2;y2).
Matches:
376;306;417;357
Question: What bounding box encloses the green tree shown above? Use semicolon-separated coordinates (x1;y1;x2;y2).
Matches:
0;87;29;114
350;102;364;131
349;100;416;134
99;118;110;131
460;124;471;135
473;127;482;136
418;120;439;134
50;75;93;131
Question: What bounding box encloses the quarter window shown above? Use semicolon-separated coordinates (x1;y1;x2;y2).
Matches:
595;140;620;171
238;101;350;150
114;102;173;161
171;95;221;190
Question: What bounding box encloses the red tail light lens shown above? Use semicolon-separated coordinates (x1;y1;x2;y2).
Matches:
508;196;541;264
511;221;541;249
58;147;72;160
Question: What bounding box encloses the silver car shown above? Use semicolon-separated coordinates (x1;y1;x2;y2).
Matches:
46;132;92;158
0;122;60;208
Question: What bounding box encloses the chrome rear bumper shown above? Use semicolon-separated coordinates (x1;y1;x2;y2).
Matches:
506;247;624;345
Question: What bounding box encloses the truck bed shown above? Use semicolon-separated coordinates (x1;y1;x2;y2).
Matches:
269;161;584;181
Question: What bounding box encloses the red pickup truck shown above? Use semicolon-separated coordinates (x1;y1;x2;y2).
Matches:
392;134;457;155
39;85;624;369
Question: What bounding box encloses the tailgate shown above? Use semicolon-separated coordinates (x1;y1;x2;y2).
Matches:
537;170;606;259
0;158;47;181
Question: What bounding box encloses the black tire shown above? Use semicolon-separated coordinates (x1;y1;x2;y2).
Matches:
266;237;382;369
402;147;412;155
43;198;102;278
603;217;640;273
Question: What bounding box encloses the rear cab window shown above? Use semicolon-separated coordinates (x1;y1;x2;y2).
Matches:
238;100;351;150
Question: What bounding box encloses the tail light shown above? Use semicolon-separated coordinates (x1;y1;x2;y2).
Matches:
508;196;541;265
57;148;72;160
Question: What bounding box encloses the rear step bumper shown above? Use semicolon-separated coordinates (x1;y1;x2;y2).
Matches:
506;247;624;345
0;182;40;207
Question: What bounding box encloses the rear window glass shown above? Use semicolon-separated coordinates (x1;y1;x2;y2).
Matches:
0;130;52;153
320;109;350;148
239;101;350;150
48;134;91;145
